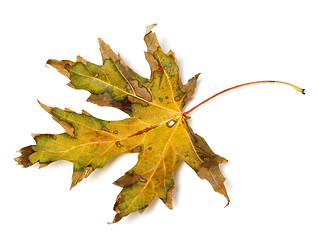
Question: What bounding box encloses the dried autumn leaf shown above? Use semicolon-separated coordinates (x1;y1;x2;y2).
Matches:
16;27;228;222
16;26;304;223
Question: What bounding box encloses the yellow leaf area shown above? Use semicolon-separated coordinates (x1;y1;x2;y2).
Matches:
16;27;229;223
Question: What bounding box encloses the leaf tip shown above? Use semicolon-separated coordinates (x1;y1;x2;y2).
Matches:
224;199;230;208
161;186;175;210
37;100;53;113
46;59;54;66
81;109;92;116
15;146;35;168
46;59;73;77
145;23;157;35
97;37;104;45
70;166;94;190
112;194;123;223
112;214;122;224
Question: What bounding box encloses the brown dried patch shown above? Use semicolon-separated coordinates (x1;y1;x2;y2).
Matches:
181;73;200;105
144;31;160;55
186;124;229;204
111;96;133;113
113;195;123;223
98;38;119;63
144;51;159;79
130;80;152;101
52;115;74;137
194;132;228;166
46;59;75;78
127;95;148;107
70;166;94;190
15;146;35;168
87;91;112;106
197;166;229;205
128;125;158;138
87;92;133;114
131;146;142;153
144;31;161;79
113;171;146;188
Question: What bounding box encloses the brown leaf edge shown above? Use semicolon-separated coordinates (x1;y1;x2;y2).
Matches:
186;121;230;206
15;101;98;190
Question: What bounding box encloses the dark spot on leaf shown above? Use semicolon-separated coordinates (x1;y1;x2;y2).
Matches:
165;96;168;99
115;141;123;147
148;147;152;151
131;146;142;153
159;98;163;102
102;127;110;132
113;130;118;134
174;96;181;101
113;171;146;188
110;97;133;114
128;125;158;137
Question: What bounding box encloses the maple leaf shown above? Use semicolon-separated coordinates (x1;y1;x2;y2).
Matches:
16;25;304;223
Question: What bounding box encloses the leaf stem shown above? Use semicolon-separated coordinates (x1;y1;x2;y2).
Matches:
183;80;305;115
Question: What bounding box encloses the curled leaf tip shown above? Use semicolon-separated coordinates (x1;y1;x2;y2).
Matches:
224;200;230;208
145;23;157;35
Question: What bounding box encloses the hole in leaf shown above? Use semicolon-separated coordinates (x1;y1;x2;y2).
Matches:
166;120;176;128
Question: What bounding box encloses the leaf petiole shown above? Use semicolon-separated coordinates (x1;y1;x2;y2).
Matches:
183;80;305;115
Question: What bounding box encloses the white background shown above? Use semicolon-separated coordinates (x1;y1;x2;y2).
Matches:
1;0;318;239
